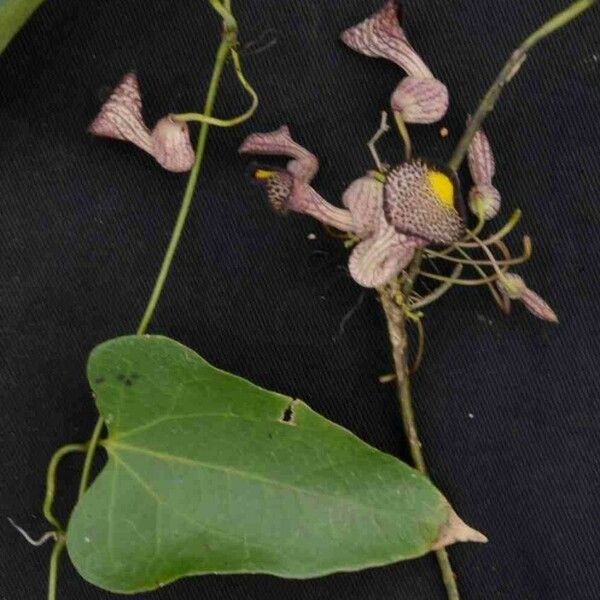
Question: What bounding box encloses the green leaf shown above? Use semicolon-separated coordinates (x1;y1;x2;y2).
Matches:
67;335;484;593
0;0;46;55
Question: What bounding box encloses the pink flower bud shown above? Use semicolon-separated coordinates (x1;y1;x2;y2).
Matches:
88;73;152;154
497;274;558;323
467;125;496;185
151;116;195;173
391;76;449;124
468;184;501;220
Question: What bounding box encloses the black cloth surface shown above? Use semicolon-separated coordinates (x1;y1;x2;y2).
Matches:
1;1;599;598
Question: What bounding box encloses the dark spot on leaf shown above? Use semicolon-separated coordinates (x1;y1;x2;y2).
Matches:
268;432;273;439
117;374;126;381
124;378;133;387
94;377;105;384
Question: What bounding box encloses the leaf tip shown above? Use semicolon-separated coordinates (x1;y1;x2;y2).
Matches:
431;508;488;550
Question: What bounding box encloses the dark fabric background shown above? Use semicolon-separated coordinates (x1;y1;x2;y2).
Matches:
1;1;599;598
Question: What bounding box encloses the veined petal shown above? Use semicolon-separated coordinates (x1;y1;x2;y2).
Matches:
342;174;384;238
239;126;319;184
88;73;153;154
151;116;195;173
467;122;496;185
248;165;354;232
340;1;433;79
468;184;501;220
391;76;449;124
348;214;419;288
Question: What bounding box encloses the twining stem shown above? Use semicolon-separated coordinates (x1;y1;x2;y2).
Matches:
136;38;233;337
76;417;105;500
175;49;258;128
47;536;66;600
378;277;459;600
448;0;597;172
43;443;86;531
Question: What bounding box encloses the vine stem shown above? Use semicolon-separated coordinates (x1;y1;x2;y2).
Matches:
76;4;236;516
378;252;460;600
46;13;241;600
448;0;597;172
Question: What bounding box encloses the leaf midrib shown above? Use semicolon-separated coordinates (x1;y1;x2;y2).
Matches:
106;440;422;520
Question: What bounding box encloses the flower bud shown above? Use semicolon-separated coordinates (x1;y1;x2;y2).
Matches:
497;273;558;323
468;184;501;220
390;76;449;124
151;116;195;173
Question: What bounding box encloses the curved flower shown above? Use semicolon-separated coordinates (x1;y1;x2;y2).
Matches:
467;122;501;219
497;273;558;323
88;73;152;154
240;127;465;289
89;73;195;173
340;1;449;124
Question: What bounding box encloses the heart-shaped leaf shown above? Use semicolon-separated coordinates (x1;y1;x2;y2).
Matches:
67;335;484;593
0;0;46;55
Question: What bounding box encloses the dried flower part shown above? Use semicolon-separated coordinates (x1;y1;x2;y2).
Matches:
383;160;464;245
239;126;319;184
88;73;152;154
349;214;420;288
151;116;195;173
468;183;501;220
340;0;432;79
250;166;354;232
467;124;496;185
391;76;449;124
342;174;384;238
497;273;558;323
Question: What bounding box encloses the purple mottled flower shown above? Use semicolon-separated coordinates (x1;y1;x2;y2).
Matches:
240;127;464;288
89;73;195;173
340;1;448;124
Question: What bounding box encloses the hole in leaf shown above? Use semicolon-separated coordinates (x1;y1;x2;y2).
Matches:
279;401;296;426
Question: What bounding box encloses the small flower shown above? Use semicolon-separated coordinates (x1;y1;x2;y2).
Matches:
340;1;448;124
151;116;195;173
89;73;195;173
497;273;558;323
241;127;466;289
467;122;501;220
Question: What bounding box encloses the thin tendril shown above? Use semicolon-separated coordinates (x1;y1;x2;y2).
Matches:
43;443;86;531
175;48;258;128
